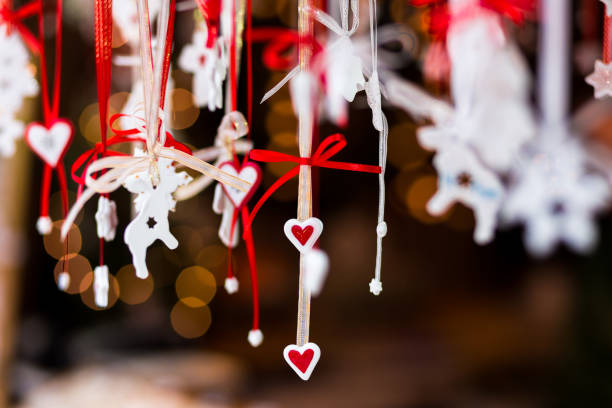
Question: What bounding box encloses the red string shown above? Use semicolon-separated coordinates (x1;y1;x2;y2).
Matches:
244;134;382;231
604;15;612;64
0;0;42;54
94;0;113;266
39;164;52;217
37;0;63;123
226;208;239;279
246;0;252;142
159;0;176;111
229;0;237;111
241;206;259;330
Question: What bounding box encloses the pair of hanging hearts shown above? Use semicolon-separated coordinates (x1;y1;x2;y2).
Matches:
218;160;324;253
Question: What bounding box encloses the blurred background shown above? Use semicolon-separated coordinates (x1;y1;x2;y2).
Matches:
3;0;612;406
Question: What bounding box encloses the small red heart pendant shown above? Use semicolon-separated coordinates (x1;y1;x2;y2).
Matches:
283;218;323;253
291;225;314;245
283;342;321;380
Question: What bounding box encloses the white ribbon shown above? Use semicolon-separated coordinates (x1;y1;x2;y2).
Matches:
175;110;253;201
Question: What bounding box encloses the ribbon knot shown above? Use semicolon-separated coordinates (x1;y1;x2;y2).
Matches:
245;133;381;230
0;0;42;54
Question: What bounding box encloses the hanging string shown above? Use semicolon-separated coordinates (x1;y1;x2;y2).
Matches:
603;12;611;64
94;0;113;267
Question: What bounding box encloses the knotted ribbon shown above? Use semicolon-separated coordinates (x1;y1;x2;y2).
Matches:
61;112;250;239
244;133;381;229
0;0;41;54
175;111;252;201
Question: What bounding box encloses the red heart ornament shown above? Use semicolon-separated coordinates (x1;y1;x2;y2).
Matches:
291;225;314;245
284;218;323;253
289;349;314;373
25;119;73;168
218;161;261;209
283;342;321;381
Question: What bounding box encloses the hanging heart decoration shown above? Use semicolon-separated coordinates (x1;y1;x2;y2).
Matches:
219;161;262;209
283;217;323;253
283;342;321;381
25;119;73;168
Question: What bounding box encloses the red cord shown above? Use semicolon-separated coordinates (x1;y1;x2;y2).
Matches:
604;15;612;64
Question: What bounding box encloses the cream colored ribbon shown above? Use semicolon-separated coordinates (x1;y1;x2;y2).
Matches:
175;111;253;201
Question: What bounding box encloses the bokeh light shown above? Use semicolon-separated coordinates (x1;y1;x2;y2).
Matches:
168;88;200;130
388;122;429;170
195;244;226;271
53;254;92;295
170;301;212;339
405;175;450;224
175;266;217;308
44;221;82;260
116;264;155;305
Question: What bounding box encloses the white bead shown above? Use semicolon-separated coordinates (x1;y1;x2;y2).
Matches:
36;216;52;235
224;277;239;294
376;222;387;237
57;272;70;291
247;329;263;347
369;278;383;296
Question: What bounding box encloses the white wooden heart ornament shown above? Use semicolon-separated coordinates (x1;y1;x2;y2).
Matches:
283;342;321;381
25;119;73;168
283;218;323;253
218;161;261;209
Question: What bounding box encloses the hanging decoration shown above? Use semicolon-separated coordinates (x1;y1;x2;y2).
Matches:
61;0;251;288
24;0;72;235
0;0;40;158
586;0;612;98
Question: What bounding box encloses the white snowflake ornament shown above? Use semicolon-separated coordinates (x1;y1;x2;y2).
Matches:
503;135;610;257
586;60;612;99
428;143;504;244
0;31;38;115
123;149;193;279
95;196;118;241
0;113;24;157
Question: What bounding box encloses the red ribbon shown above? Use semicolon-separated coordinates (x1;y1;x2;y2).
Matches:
194;0;221;48
244;133;381;229
0;0;41;54
251;28;322;71
412;0;535;42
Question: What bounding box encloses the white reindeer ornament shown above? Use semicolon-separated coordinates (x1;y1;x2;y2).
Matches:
123;149;193;279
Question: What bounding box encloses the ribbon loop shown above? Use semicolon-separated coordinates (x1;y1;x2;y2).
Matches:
245;133;381;230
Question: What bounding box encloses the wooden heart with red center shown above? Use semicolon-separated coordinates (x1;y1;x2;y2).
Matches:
218;161;261;208
283;218;323;253
25;119;73;168
283;342;321;381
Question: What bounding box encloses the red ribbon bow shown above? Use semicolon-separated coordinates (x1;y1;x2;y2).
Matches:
71;113;192;195
0;0;41;54
245;133;381;229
